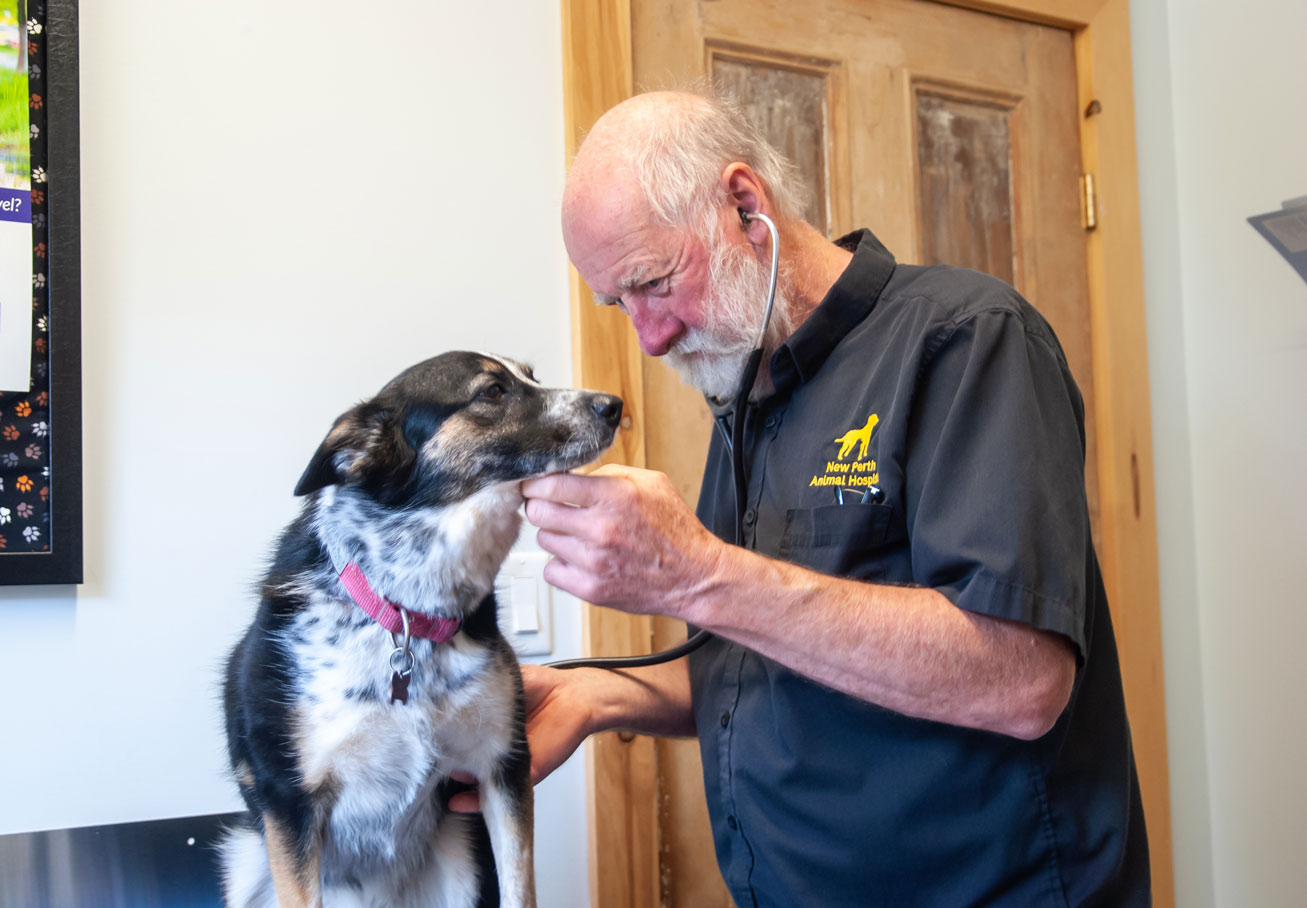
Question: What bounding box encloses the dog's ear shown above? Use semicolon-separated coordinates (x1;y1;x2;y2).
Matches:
294;411;359;497
293;404;417;498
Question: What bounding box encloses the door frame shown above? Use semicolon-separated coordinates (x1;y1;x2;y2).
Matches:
559;2;1172;905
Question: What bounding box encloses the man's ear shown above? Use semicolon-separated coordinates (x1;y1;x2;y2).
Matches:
721;162;773;248
293;403;414;498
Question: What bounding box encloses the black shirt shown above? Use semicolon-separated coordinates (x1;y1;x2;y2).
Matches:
689;230;1150;907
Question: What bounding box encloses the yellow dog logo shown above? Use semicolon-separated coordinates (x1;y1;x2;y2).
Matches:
834;414;879;461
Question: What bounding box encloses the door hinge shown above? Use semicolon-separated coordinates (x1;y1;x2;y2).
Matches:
1081;173;1098;231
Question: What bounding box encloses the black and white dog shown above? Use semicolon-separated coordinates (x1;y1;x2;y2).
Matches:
221;352;621;908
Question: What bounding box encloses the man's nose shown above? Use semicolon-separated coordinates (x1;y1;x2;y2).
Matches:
626;299;683;357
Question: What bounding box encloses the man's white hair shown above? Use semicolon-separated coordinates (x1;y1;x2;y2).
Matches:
623;89;807;234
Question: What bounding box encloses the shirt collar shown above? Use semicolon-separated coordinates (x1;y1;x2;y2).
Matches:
769;228;896;398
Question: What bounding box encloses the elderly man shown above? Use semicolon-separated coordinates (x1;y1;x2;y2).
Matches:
515;90;1150;906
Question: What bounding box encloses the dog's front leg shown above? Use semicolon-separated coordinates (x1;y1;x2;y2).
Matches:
263;814;323;908
480;773;536;908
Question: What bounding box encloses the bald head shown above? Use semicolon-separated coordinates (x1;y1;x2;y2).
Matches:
564;90;805;236
564;92;712;221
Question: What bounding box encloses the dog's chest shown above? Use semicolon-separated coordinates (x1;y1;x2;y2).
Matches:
285;600;517;868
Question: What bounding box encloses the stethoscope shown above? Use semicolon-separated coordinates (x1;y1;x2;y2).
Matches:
549;209;779;671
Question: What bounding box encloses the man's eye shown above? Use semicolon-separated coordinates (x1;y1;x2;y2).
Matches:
645;277;664;291
479;383;505;401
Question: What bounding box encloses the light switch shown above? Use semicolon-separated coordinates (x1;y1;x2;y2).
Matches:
494;551;553;656
511;576;539;633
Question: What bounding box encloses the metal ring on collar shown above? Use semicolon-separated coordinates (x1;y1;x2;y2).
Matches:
389;646;415;677
389;606;413;675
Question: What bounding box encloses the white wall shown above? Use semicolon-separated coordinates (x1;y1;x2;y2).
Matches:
0;1;589;903
1132;0;1307;905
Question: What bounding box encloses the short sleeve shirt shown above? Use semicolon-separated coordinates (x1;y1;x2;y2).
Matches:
689;230;1151;907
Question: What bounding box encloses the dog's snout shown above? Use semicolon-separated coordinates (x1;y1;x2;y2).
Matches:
590;394;623;427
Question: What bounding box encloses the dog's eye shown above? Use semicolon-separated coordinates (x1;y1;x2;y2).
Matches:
479;383;506;401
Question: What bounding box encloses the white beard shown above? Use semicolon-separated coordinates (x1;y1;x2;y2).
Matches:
664;235;794;401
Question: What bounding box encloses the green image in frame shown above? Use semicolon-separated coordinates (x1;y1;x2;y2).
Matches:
0;0;29;190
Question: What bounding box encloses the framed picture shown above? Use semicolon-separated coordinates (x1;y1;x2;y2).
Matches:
0;0;81;585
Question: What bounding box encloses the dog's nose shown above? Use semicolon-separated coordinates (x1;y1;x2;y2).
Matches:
590;394;623;427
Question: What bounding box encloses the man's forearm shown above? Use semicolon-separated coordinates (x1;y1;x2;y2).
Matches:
577;658;697;739
683;544;1075;740
521;466;1073;740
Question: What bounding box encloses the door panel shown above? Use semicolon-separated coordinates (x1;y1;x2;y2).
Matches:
915;88;1018;284
712;51;834;235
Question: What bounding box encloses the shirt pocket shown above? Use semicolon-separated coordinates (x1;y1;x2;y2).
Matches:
777;504;900;579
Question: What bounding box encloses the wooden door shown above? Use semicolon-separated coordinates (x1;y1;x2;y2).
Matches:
562;1;1171;906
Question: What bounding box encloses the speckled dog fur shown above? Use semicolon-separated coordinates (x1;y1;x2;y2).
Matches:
220;352;621;908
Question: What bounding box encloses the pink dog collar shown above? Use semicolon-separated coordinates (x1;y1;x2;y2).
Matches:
337;562;462;643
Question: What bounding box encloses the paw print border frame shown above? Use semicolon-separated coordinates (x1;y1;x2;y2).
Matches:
0;0;82;586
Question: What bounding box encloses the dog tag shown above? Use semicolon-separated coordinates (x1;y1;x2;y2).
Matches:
390;671;410;705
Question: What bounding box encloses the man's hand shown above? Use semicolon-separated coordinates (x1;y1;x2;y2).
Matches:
519;664;600;784
520;464;724;619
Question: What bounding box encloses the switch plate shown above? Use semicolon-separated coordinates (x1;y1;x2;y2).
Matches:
494;552;553;656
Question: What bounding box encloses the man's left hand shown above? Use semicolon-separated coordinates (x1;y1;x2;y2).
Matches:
521;464;724;618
